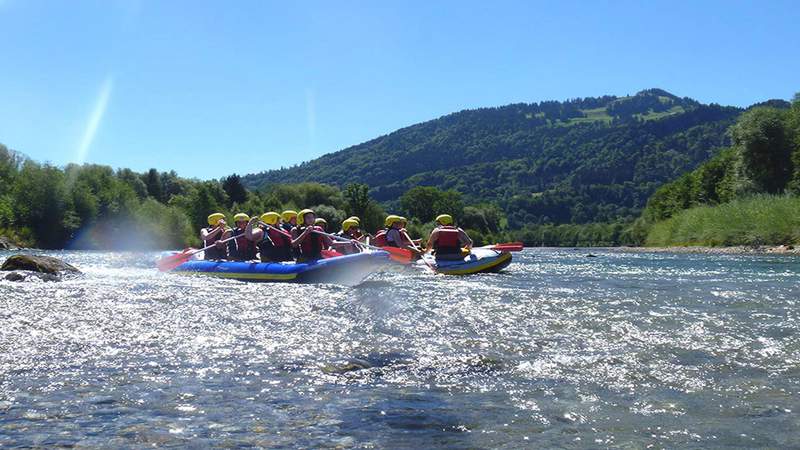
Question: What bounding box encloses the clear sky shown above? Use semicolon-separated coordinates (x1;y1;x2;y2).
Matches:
1;0;798;179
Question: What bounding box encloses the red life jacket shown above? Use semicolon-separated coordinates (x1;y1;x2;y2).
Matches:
258;225;293;262
297;225;325;260
434;226;461;255
268;227;290;247
229;227;257;261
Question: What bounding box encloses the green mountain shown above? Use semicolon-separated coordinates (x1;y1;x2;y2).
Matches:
243;89;743;228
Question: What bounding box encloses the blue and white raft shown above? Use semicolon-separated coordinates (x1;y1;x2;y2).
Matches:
168;250;390;286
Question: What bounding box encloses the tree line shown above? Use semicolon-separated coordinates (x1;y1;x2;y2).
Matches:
0;147;517;249
636;94;800;243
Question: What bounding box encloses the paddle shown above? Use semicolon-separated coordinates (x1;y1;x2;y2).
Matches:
401;230;437;274
258;221;411;262
258;221;414;262
156;231;237;272
483;242;524;252
310;228;415;263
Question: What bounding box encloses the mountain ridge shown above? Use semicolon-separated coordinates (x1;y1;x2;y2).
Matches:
242;89;750;227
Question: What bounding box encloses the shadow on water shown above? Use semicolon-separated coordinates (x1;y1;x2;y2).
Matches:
335;389;478;448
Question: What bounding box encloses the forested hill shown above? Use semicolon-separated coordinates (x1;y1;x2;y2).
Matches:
242;89;745;227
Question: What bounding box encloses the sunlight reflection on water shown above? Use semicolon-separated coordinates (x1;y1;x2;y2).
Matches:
1;249;799;448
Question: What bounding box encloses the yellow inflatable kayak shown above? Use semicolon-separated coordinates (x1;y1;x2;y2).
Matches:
418;247;512;275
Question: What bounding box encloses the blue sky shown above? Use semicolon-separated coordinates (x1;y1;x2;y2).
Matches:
1;0;798;179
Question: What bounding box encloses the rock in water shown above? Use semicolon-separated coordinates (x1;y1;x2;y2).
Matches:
1;254;81;275
4;271;61;282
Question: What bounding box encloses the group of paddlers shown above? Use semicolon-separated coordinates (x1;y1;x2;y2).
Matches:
200;209;472;263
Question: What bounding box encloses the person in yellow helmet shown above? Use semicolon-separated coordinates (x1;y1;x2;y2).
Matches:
314;217;328;232
200;213;231;260
291;209;333;261
227;213;257;261
343;216;372;241
426;214;473;260
373;215;418;252
246;212;293;262
331;218;363;255
281;210;298;233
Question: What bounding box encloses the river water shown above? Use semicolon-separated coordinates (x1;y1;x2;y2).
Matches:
1;249;799;448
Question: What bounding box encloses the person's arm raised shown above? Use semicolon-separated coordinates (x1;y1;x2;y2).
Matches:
245;217;264;241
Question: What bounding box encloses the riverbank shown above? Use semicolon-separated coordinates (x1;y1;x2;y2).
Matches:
615;244;800;255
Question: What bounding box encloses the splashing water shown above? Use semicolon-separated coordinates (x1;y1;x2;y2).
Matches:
1;249;799;447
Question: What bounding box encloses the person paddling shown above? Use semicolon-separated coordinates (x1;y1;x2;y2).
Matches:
374;215;418;253
344;216;369;241
200;213;231;260
281;210;298;233
331;218;363;255
314;217;328;232
228;213;258;261
246;212;293;262
291;209;333;262
426;214;473;260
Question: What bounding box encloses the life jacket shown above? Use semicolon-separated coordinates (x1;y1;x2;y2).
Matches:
373;228;388;247
433;226;461;256
228;227;257;261
350;229;363;240
296;225;325;260
258;226;293;262
281;222;294;234
203;227;227;260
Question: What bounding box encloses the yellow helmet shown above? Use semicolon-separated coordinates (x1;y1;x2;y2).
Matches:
436;214;453;225
281;210;298;222
260;212;280;225
385;215;405;228
314;218;327;226
298;209;315;224
342;218;359;232
233;213;250;223
207;213;226;226
347;216;360;224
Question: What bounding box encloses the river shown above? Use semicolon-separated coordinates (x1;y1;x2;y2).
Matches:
1;249;798;448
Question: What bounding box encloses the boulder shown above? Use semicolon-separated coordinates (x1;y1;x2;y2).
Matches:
1;254;81;275
0;236;19;250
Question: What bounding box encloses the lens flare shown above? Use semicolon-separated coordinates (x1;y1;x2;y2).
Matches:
76;76;113;165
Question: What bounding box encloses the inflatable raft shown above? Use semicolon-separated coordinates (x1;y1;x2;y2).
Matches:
418;247;512;275
169;250;390;286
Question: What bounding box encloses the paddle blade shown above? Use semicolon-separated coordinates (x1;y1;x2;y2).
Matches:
156;249;194;272
483;242;523;252
381;246;415;263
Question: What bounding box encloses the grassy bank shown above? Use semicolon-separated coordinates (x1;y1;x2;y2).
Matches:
646;195;800;247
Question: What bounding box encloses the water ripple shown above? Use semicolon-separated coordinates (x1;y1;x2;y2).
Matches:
1;249;799;447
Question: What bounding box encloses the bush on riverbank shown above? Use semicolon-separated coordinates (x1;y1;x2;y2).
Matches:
645;195;800;246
